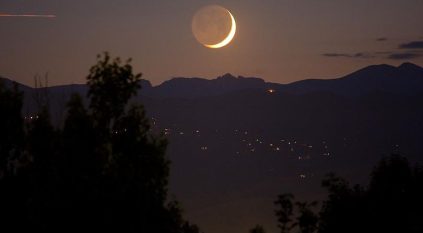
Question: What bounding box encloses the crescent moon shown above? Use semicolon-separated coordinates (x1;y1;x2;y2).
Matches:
203;10;236;49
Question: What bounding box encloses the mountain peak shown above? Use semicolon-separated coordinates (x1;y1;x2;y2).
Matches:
217;73;237;80
398;62;423;70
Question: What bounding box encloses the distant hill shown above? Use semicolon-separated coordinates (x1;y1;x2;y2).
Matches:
144;62;423;98
2;62;423;99
0;76;32;92
146;73;267;98
281;62;423;96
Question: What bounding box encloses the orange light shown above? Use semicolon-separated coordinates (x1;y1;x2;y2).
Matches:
267;89;276;93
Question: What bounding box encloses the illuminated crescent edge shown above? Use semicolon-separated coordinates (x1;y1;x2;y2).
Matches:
204;10;236;49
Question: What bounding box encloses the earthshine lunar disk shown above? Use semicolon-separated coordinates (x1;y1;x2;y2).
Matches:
192;5;236;49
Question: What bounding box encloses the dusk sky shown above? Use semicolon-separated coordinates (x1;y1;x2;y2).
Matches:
1;0;423;86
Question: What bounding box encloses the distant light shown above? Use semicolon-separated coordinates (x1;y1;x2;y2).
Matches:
267;89;276;93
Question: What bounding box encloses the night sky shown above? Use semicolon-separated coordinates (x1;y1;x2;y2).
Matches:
1;0;423;86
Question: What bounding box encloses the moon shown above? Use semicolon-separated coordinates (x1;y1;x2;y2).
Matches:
192;5;237;49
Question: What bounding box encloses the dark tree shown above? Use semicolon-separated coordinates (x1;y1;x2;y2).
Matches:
0;53;200;233
295;201;318;233
250;224;267;233
318;174;366;233
274;155;423;233
0;81;28;231
275;194;318;233
366;155;422;233
87;52;141;129
319;155;423;233
62;93;98;177
275;193;295;233
0;81;24;175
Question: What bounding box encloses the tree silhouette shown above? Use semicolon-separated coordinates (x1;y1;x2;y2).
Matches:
0;81;24;175
250;224;267;233
274;194;318;233
365;155;422;233
0;81;28;231
275;193;295;233
318;156;423;233
87;52;141;129
273;155;423;233
0;53;200;233
295;201;318;233
318;173;366;233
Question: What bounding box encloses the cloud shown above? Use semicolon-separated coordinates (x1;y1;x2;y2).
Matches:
374;51;392;54
0;13;56;18
376;37;387;41
322;53;374;58
322;53;350;57
387;52;422;60
399;41;423;49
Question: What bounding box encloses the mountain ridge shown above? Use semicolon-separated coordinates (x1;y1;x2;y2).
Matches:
1;62;423;98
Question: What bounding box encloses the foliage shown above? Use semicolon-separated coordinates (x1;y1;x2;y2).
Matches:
275;193;295;233
87;52;141;128
274;194;318;233
295;201;318;233
271;154;423;233
0;81;24;176
319;155;423;233
0;53;199;233
250;224;266;233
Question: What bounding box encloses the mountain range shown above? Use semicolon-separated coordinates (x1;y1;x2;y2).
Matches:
2;62;423;100
148;62;423;97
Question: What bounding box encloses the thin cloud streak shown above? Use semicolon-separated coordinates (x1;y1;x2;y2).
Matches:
0;13;56;18
322;53;374;59
399;41;423;49
387;52;422;60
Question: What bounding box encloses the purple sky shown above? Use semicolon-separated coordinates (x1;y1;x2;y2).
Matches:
1;0;423;86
